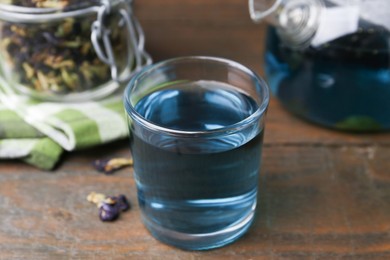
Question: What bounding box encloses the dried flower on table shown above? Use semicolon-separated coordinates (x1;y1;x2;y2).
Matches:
93;158;133;175
99;201;120;222
86;192;106;206
87;192;131;222
115;194;131;212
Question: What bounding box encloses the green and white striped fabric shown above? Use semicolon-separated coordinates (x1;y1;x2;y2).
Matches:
0;77;129;170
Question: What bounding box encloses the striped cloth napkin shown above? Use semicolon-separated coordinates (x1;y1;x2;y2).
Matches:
0;77;129;170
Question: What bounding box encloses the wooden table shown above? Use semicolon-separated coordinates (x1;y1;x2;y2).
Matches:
1;1;390;259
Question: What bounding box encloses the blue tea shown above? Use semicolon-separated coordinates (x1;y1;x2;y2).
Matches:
265;25;390;131
128;81;263;249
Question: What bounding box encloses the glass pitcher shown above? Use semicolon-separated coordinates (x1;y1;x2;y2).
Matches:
249;0;390;131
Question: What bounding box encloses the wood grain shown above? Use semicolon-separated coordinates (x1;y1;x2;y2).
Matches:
1;144;390;259
1;0;390;259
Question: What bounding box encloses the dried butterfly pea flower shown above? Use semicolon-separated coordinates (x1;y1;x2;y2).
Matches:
87;192;107;206
98;195;131;222
93;158;133;175
112;194;131;212
99;202;120;222
8;0;100;9
87;192;131;222
0;0;127;96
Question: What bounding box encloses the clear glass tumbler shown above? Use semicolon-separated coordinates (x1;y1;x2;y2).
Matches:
124;56;269;250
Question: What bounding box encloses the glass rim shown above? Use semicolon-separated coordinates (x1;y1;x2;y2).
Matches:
124;56;270;137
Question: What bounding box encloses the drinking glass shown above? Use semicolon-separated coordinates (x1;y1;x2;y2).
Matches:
124;56;269;250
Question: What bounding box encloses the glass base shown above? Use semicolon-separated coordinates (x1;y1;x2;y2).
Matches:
142;209;256;251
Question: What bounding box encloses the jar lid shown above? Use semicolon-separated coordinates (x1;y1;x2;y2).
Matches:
0;0;130;22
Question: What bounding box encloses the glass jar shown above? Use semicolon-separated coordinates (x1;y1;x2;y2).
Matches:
250;0;390;132
0;0;151;102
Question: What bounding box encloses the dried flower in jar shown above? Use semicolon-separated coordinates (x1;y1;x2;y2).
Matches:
0;0;128;96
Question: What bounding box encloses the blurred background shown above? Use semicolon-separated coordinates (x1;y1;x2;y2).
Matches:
134;0;267;75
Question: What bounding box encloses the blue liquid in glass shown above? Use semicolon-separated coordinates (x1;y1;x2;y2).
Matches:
265;26;390;131
129;81;263;250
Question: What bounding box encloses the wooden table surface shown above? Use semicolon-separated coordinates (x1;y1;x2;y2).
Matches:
1;1;390;259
